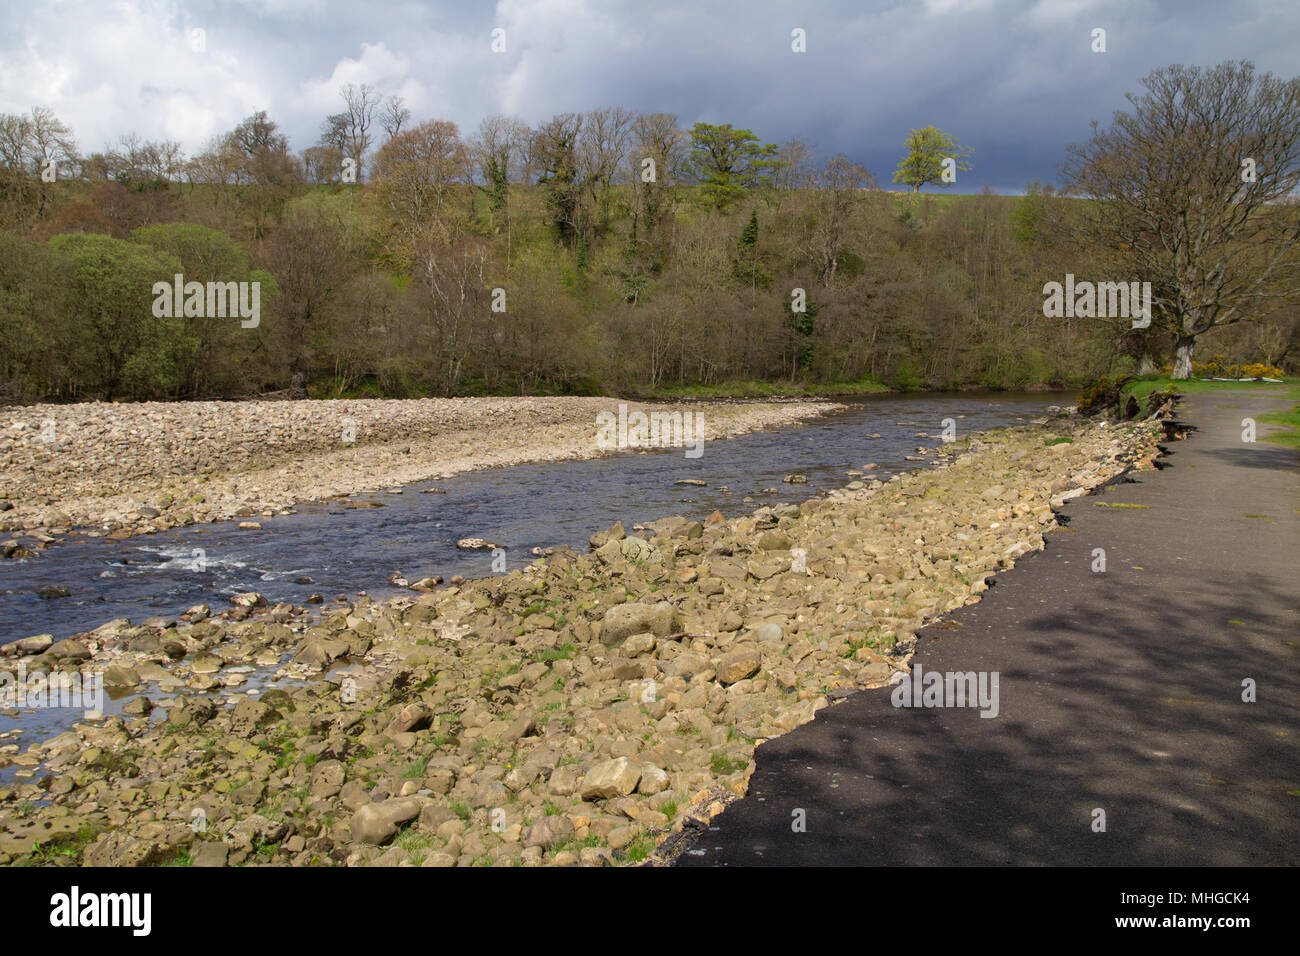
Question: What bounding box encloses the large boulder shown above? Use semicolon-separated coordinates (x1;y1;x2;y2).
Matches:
350;798;425;845
601;602;681;644
523;814;575;849
716;647;761;685
579;757;642;800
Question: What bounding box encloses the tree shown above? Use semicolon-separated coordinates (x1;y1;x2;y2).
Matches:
773;138;817;191
255;205;356;387
46;234;192;398
688;123;779;209
381;95;411;143
338;83;379;180
734;209;770;288
578;106;634;236
472;115;529;216
190;111;301;238
1062;61;1300;378
370;120;468;265
0;106;77;227
891;126;972;192
535;113;585;246
808;155;875;282
131;223;267;396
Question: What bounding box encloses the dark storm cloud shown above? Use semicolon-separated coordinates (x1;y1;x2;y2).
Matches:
0;0;1295;192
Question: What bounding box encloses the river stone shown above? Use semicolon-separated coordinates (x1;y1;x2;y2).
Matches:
579;757;642;800
122;696;153;715
351;797;425;845
547;766;581;796
231;697;279;736
15;634;53;654
773;697;826;734
523;814;575;849
756;531;794;551
637;764;670;796
588;521;625;549
293;636;349;667
747;555;788;579
311;759;346;797
595;538;623;565
45;638;90;661
717;648;761;685
84;831;171;867
102;665;139;688
622;633;657;657
190;653;223;675
191;842;230;867
225;814;289;848
167;696;216;728
601;602;681;643
619;536;655;561
385;703;432;736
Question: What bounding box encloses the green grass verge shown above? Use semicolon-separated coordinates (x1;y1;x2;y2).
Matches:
1258;404;1300;448
1122;375;1300;404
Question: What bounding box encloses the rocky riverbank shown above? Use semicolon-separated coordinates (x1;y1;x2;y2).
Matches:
0;396;839;555
0;409;1166;867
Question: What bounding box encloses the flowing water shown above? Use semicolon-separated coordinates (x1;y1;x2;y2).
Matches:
1;392;1071;647
0;392;1070;759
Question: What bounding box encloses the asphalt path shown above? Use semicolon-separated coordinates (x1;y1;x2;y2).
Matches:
677;391;1299;866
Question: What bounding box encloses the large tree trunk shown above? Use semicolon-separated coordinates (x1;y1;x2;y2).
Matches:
1171;335;1196;380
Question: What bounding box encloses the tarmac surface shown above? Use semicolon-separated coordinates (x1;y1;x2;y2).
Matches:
676;390;1299;866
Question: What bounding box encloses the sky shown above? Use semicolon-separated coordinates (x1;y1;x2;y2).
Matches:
0;0;1297;193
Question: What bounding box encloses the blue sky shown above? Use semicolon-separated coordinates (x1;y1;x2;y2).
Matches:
1;0;1296;193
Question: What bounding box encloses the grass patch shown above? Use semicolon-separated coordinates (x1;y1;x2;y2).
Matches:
623;833;656;863
1259;404;1300;449
710;754;749;776
1044;436;1073;446
1122;374;1300;405
21;821;106;865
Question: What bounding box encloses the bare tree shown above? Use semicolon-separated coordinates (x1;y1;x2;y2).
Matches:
473;114;530;212
0;106;77;224
381;95;411;142
808;154;876;283
633;113;689;183
338;83;380;180
774;138;817;190
371;119;468;263
416;239;490;393
579;106;634;235
1063;60;1300;378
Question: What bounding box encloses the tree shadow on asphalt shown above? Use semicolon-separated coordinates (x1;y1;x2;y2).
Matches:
680;561;1298;867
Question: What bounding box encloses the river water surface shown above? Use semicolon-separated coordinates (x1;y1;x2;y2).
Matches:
1;392;1072;649
0;392;1074;766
